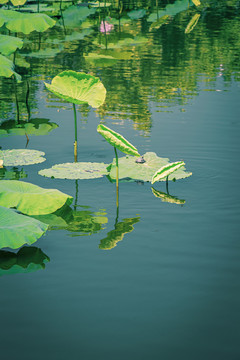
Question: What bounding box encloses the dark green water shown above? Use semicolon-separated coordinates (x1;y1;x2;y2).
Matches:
1;1;240;359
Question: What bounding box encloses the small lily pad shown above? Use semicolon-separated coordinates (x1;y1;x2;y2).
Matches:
0;206;48;249
0;180;73;215
0;149;46;166
107;152;192;182
39;162;109;180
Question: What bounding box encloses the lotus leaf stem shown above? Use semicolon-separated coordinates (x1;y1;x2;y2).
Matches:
73;103;78;162
114;147;119;208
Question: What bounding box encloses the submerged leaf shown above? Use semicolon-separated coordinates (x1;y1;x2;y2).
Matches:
97;124;140;157
0;206;48;249
0;246;49;276
107;152;192;182
39;161;109;180
0;54;21;82
0;180;73;215
151;187;185;205
0;149;46;166
151;161;185;184
99;217;140;250
44;70;106;108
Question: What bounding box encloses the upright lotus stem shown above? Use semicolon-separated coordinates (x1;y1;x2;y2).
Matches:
73;103;78;162
114;147;119;208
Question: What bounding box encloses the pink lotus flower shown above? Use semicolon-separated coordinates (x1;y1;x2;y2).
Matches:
100;21;114;34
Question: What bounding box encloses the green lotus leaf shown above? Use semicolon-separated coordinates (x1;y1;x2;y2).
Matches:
0;35;23;56
0;246;49;276
0;206;48;249
147;0;192;22
151;187;185;205
185;13;201;34
99;217;140;250
151;161;185;184
107;152;192;182
39;161;109;180
44;70;106;108
0;119;58;137
0;149;46;166
0;54;21;82
191;0;201;6
10;0;27;6
0;0;8;4
127;9;146;20
0;167;27;180
97;124;140;157
0;180;73;215
62;5;96;27
0;10;56;34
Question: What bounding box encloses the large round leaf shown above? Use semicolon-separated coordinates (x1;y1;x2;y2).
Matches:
44;70;106;108
0;35;23;56
0;54;21;82
0;10;56;34
39;161;109;180
107;152;192;182
0;180;73;215
0;206;48;249
0;149;46;166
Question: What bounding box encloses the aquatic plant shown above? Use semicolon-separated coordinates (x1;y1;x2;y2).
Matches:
44;70;106;161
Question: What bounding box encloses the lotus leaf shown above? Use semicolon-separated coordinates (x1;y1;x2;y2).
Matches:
148;0;192;22
151;187;185;205
39;161;109;180
10;0;27;6
192;0;201;6
0;119;58;137
0;9;56;34
107;152;192;182
62;5;96;27
99;217;140;250
0;180;73;215
127;9;146;19
0;149;46;166
0;35;23;56
44;70;106;108
0;0;8;4
97;124;140;157
0;247;49;276
152;161;185;184
0;206;48;249
0;54;21;82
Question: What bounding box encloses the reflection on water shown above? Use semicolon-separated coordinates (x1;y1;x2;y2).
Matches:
0;166;27;180
151;186;185;205
0;246;49;277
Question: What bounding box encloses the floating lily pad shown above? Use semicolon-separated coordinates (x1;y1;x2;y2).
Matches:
0;54;21;82
99;217;140;250
0;149;46;166
0;9;56;34
0;118;58;137
0;246;50;277
0;206;48;249
151;187;185;205
44;70;106;108
127;9;146;20
0;35;23;56
0;180;73;215
107;152;192;182
39;161;109;180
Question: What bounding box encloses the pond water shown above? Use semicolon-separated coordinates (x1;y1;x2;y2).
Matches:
1;1;240;359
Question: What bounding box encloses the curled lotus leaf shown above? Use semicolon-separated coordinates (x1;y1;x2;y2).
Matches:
0;54;21;82
39;162;109;180
0;10;56;34
0;35;23;56
151;161;185;184
0;206;48;249
97;124;140;157
0;149;46;166
44;70;106;108
0;246;49;277
0;180;73;215
107;152;192;182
